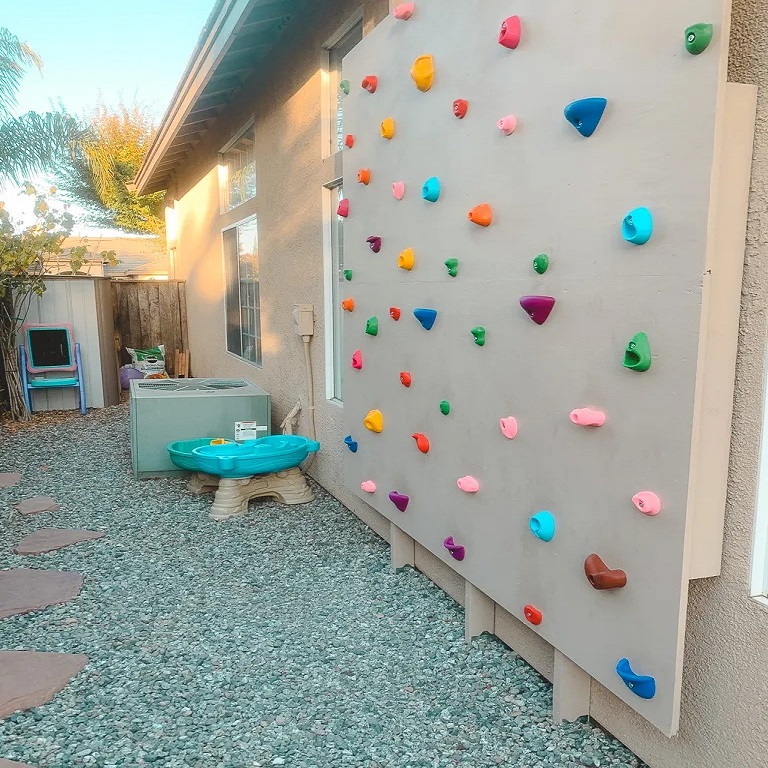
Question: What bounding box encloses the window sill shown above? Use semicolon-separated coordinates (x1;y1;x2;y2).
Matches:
225;350;263;370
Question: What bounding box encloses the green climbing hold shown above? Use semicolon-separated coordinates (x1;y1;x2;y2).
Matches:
439;400;451;415
623;332;651;372
365;317;379;337
340;80;350;95
533;254;549;275
343;269;353;281
444;258;459;277
685;23;714;55
471;326;486;346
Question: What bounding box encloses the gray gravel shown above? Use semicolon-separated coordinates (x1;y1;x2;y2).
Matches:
0;406;645;768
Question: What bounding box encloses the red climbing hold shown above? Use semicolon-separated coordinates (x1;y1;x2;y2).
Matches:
400;371;412;387
389;307;401;321
411;433;430;453
344;134;354;148
351;350;362;370
362;76;378;93
524;605;542;625
337;199;349;218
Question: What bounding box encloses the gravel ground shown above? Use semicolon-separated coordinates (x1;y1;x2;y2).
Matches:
0;405;645;768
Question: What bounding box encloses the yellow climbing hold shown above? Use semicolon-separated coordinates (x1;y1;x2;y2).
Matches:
398;247;415;271
380;117;395;140
364;409;384;433
410;54;435;92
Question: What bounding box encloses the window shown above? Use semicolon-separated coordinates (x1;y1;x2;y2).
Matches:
324;17;363;156
223;217;261;366
220;123;256;211
324;181;345;401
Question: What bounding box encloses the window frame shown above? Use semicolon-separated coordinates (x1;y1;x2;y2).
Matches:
751;385;768;598
218;120;257;213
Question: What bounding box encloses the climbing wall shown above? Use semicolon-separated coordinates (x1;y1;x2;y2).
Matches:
341;0;745;736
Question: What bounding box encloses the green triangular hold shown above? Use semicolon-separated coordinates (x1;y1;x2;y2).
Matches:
533;254;549;274
623;332;651;372
444;258;459;277
343;269;353;281
439;400;451;415
365;317;379;336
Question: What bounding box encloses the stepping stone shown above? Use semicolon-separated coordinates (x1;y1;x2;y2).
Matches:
0;651;87;719
0;473;21;488
14;497;60;516
12;529;105;556
0;759;37;767
0;569;83;620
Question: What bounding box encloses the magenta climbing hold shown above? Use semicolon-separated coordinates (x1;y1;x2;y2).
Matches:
498;16;521;49
389;491;409;512
457;476;479;493
519;295;556;325
570;408;606;427
497;115;517;135
500;417;518;439
443;536;465;561
366;236;382;253
632;491;662;516
361;480;377;493
351;350;362;370
393;2;414;20
337;199;349;218
392;181;405;200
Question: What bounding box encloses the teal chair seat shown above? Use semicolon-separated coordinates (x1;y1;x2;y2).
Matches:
29;377;80;388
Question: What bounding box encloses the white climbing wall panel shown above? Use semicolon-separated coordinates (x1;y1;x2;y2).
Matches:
342;0;750;736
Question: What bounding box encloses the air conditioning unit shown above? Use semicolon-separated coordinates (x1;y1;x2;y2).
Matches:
130;378;271;479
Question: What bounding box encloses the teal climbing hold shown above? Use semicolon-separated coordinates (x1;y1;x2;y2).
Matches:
340;80;350;95
365;317;379;336
471;327;486;346
439;400;451;415
564;98;607;138
414;308;438;330
444;258;459;277
422;177;440;202
343;269;353;281
532;254;549;275
622;207;653;245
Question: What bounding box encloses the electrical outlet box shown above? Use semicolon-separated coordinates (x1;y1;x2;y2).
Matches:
293;304;314;336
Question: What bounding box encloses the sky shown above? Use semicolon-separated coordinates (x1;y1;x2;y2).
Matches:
2;0;215;233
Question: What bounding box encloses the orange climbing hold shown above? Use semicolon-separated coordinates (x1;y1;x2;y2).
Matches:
400;371;412;387
362;76;378;93
468;204;493;227
410;55;435;92
412;433;430;453
357;169;371;185
341;298;355;312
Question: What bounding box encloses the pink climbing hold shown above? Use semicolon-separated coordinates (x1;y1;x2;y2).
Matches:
457;476;480;493
519;295;556;325
498;15;522;49
443;536;465;561
570;408;606;427
393;2;414;20
337;199;349;218
361;481;377;493
497;115;517;135
389;491;409;512
351;350;363;370
500;417;518;439
392;181;405;200
632;491;662;516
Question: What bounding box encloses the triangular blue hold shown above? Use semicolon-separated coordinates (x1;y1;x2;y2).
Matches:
564;97;607;138
413;308;438;330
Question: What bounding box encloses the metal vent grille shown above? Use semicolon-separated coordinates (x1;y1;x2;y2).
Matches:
134;379;249;392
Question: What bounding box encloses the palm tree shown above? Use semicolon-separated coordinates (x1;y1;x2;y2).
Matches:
0;28;85;182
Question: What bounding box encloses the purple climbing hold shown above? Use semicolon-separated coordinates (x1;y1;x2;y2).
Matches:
519;295;556;325
389;491;409;512
443;536;465;561
367;236;382;253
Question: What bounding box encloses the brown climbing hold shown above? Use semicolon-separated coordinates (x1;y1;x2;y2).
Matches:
0;651;88;719
12;529;105;556
0;569;83;620
14;497;60;516
0;473;21;488
584;554;627;590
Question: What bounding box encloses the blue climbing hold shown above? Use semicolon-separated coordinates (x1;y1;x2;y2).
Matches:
564;97;607;138
344;435;358;453
616;658;656;700
413;308;438;330
422;177;441;203
529;511;555;542
622;207;654;245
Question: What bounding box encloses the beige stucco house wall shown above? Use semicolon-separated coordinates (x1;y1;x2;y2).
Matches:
138;1;768;765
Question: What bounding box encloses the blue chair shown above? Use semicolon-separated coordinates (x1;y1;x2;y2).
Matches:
18;323;86;415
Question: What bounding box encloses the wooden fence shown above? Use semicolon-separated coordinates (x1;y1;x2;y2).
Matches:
111;280;189;377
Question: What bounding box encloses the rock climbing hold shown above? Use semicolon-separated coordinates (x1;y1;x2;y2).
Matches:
398;247;415;271
357;169;371;185
400;371;412;387
471;327;486;346
362;75;378;93
529;511;555;542
361;480;376;493
412;433;430;454
623;332;652;372
498;16;521;49
468;204;492;227
344;435;358;453
457;476;479;493
340;80;350;95
622;207;653;245
410;54;435;92
497;115;517;135
564;97;608;138
443;536;465;561
685;23;714;55
393;2;414;20
453;99;469;119
414;308;437;330
632;491;662;516
422;177;440;202
444;258;459;277
570;408;606;427
380;117;396;140
351;350;362;369
337;199;349;218
366;236;382;253
616;659;656;700
343;269;353;281
392;181;405;200
364;409;384;433
439;400;451;415
523;605;542;625
389;306;401;321
532;254;549;275
389;491;409;512
341;298;355;312
365;317;379;336
584;554;627;590
499;417;518;440
344;134;354;148
519;296;555;325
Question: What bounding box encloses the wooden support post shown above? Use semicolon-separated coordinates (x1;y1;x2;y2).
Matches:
390;522;415;571
464;581;495;642
552;650;591;723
